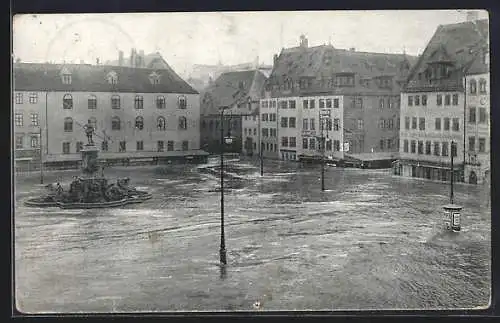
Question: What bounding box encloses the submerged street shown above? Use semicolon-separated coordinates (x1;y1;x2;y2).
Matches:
14;158;491;312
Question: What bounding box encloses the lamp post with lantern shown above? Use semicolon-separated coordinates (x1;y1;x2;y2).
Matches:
219;106;233;266
443;141;462;232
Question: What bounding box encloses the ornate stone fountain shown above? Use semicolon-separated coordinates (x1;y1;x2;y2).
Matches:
25;123;152;209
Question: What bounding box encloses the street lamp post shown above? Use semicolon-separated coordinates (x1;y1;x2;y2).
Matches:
219;106;232;266
39;127;44;184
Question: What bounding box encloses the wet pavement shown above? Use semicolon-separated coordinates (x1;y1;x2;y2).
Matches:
14;157;491;312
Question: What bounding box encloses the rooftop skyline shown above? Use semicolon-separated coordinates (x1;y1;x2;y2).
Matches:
13;10;488;76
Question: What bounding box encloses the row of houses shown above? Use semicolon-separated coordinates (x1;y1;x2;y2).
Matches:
13;50;207;171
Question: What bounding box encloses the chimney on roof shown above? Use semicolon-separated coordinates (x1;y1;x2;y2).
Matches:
96;58;100;65
118;50;124;66
466;10;479;22
300;35;308;48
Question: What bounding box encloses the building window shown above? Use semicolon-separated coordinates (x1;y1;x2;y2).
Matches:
419;117;425;131
157;116;166;130
62;142;70;154
262;128;269;137
281;117;288;128
388;119;394;129
326;99;332;108
111;116;121;130
422;95;427;106
310;99;315;109
303;118;308;130
479;108;487;123
134;95;144;109
289;117;296;128
437;94;442;106
289;137;296;148
380;139;385;150
425;141;431;155
88;95;97;109
404;117;410;130
119;141;126;152
412;117;417;129
64;117;73;132
182;141;189;151
63;94;73;109
167;141;174;151
135;116;144;130
153;96;165;110
14;113;23;126
469;107;476;123
444;118;450;131
479;138;486;153
29;92;37;104
410;140;416;153
333;98;339;108
309;138;315;150
281;101;288;109
479;78;487;94
387;139;392;149
157;140;164;152
101;140;109;152
289;100;296;109
62;74;72;85
470;79;477;94
76;141;83;152
111;95;120;109
452;118;459;131
357;119;364;130
302;138;308;149
319;99;325;109
379;118;385;129
444;94;451;106
403;139;409;153
452;94;459;105
415;95;420;106
418;141;423;154
434;142;440;156
326;118;332;131
253;128;257;136
30;113;39;126
334;140;340;151
442;142;448;156
303;100;309;109
15;135;23;149
397;117;400;130
281;137;289;147
333;118;339;131
468;137;476;152
380;98;385;108
30;135;39;148
408;96;413;106
137;141;144;151
178;116;187;130
15;92;23;104
435;118;441;130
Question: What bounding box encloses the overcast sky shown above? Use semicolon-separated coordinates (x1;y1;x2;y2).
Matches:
13;10;488;76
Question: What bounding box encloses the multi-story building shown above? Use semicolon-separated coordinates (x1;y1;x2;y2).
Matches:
13;62;206;170
260;35;416;166
200;70;267;155
395;18;489;183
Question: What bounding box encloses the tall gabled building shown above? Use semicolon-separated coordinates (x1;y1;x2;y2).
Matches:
395;18;489;183
199;70;267;154
260;35;416;166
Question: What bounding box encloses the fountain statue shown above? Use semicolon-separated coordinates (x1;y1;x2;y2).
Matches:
25;125;152;209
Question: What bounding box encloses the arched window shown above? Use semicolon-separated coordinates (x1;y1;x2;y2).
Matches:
178;116;187;130
111;95;120;109
178;95;187;109
157;116;166;130
479;78;487;94
135;116;144;130
111;116;121;130
470;79;477;94
134;95;144;109
88;95;97;109
64;117;73;132
156;96;166;109
63;94;73;109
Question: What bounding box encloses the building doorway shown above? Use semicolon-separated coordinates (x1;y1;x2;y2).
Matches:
469;171;478;184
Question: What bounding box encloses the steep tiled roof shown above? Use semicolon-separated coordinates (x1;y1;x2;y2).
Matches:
201;70;267;115
266;44;417;97
13;63;198;94
405;19;489;92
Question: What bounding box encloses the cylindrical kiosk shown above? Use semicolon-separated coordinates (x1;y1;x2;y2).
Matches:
443;204;462;232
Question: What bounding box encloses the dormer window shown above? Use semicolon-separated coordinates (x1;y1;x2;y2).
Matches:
107;71;118;85
149;72;161;85
60;67;72;84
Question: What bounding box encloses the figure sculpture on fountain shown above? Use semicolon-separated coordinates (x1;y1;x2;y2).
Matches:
83;119;95;145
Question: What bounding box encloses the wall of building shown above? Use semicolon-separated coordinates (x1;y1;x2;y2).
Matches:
259;98;279;159
44;91;200;157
